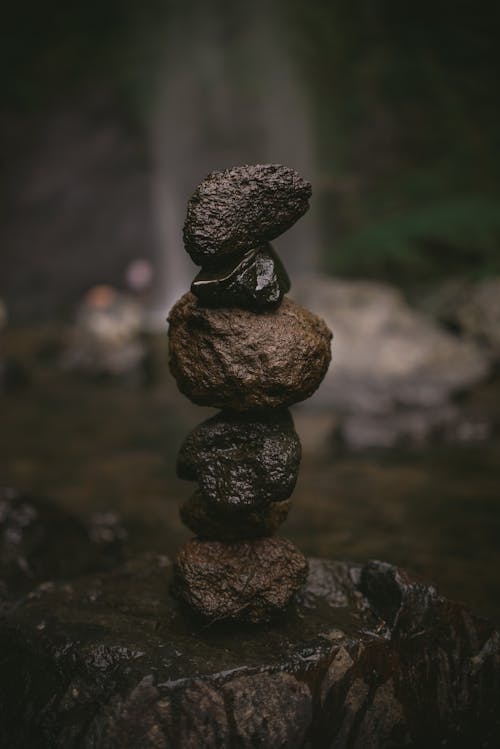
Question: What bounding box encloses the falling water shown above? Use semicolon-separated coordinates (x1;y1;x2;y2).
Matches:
147;1;318;325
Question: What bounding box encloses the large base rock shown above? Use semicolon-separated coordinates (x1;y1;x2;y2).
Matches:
0;555;498;748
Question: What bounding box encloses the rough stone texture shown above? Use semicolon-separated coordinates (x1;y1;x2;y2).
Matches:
0;555;498;748
181;491;291;540
173;537;308;623
0;487;125;601
191;243;290;310
168;293;332;410
177;409;301;514
183;164;311;266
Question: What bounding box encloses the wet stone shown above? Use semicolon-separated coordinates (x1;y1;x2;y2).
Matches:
173;537;308;623
168;293;332;410
191;243;290;311
177;409;301;514
180;491;291;540
183;164;311;265
0;555;498;748
0;487;125;601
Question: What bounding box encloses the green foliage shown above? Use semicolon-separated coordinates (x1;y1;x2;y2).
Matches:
282;0;500;281
326;196;500;282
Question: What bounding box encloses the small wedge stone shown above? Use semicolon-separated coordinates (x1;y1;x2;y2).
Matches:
191;244;290;310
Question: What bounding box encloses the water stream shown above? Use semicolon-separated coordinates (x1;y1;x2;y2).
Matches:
148;1;317;324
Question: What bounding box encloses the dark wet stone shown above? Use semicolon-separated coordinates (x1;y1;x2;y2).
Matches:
0;555;498;748
173;537;308;624
177;409;301;515
183;164;311;266
222;673;311;748
191;243;290;311
168;293;332;410
181;491;291;540
0;487;125;600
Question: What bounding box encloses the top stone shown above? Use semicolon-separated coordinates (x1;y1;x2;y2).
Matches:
183;164;311;266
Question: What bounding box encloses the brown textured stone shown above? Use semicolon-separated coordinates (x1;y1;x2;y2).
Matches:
173;537;308;623
180;491;291;540
183;164;311;265
168;293;332;410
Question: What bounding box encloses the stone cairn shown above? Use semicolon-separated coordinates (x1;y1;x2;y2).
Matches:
168;164;332;623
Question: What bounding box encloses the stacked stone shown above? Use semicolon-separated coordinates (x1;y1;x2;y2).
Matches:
168;164;332;624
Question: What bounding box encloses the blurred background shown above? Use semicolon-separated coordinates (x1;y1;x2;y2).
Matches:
1;1;499;619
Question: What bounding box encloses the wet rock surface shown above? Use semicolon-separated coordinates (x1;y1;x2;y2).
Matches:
191;243;290;310
0;554;498;748
183;164;311;266
168;293;332;410
177;409;301;514
0;487;125;600
180;492;291;540
173;537;308;623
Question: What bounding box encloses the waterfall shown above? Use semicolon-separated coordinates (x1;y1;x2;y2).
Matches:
147;1;317;326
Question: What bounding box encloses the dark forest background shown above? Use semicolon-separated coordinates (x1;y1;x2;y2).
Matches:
1;0;500;316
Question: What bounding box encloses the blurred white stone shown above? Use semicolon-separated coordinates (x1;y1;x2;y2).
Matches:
425;277;500;361
291;275;492;448
292;275;490;413
62;285;147;379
